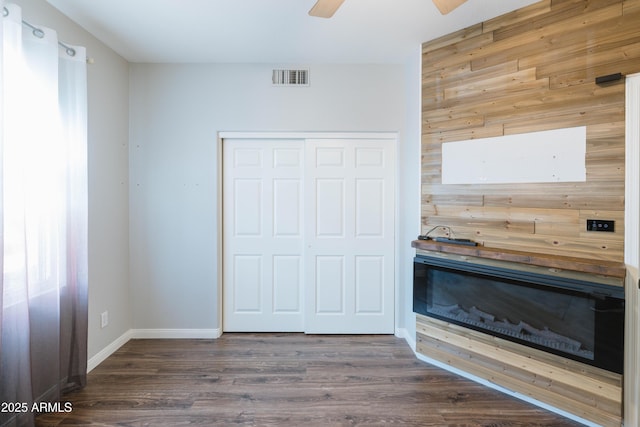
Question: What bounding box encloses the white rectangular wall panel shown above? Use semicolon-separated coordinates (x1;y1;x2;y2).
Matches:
234;149;263;167
356;179;384;237
316;179;344;237
273;148;301;168
442;127;587;184
355;256;384;313
273;255;302;313
233;255;262;312
355;148;385;167
315;147;345;167
234;179;262;236
315;256;345;314
273;179;301;236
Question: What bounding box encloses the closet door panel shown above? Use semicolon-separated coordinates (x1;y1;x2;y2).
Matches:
304;138;395;334
223;139;304;332
223;136;395;334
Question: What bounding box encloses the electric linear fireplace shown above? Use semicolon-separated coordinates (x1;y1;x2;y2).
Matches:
413;254;625;374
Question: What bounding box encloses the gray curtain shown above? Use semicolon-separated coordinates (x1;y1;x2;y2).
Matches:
1;3;88;426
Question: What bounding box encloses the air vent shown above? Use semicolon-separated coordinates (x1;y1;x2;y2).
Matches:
272;69;309;86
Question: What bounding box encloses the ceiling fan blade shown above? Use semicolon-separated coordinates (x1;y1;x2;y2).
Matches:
309;0;346;18
432;0;468;15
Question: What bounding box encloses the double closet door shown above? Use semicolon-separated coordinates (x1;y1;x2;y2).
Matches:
222;136;395;334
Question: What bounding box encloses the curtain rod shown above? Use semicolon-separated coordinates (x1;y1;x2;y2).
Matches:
3;6;78;58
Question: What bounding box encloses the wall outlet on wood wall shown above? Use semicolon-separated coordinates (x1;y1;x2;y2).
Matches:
586;219;615;232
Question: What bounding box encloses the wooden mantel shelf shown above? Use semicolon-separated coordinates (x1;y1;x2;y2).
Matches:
411;240;626;280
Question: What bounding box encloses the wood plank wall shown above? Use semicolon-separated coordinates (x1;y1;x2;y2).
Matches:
421;0;640;262
416;314;623;426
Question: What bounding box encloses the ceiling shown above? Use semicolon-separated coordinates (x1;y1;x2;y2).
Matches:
46;0;539;64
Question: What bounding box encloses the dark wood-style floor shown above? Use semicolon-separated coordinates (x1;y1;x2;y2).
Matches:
37;334;582;426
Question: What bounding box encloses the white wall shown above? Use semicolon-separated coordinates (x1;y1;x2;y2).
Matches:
128;63;420;332
14;0;421;357
400;50;422;342
15;0;131;359
11;1;422;360
624;72;640;427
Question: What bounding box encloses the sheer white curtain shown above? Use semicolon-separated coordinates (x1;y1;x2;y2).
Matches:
1;2;88;426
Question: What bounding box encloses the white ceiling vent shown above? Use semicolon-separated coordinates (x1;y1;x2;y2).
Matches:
272;69;309;86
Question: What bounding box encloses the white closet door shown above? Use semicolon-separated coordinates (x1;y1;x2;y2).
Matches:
223;139;305;331
304;139;395;334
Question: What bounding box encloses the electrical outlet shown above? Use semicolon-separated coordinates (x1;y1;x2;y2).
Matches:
101;311;109;328
586;219;615;232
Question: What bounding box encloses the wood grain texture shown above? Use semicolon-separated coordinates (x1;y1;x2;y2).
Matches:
420;0;640;262
418;3;636;423
411;239;626;279
35;334;582;426
417;316;623;427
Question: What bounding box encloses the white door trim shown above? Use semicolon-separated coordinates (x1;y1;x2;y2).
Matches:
219;131;398;141
217;131;399;334
624;73;640;427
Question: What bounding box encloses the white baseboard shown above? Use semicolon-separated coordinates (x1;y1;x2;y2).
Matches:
395;327;415;351
87;328;223;373
87;329;134;373
132;328;222;339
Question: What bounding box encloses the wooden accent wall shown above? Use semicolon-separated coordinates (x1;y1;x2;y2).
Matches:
417;315;623;426
421;0;640;262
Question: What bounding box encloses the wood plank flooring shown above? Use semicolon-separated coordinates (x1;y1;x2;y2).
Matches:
37;334;583;426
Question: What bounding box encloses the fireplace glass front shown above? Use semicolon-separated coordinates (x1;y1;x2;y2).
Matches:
414;255;624;374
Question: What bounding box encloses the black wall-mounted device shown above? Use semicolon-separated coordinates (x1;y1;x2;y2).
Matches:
595;73;623;85
586;219;615;232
